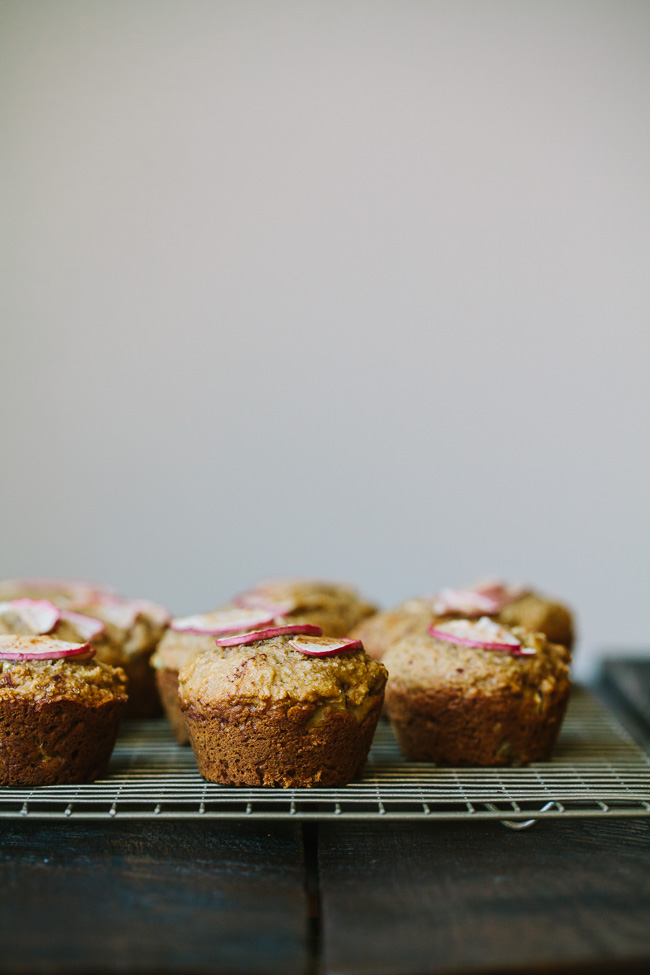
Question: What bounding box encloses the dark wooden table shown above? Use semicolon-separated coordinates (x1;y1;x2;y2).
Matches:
2;660;649;975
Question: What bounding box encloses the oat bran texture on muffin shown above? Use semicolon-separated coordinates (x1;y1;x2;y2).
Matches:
384;617;571;767
352;580;574;662
0;634;128;785
0;578;170;718
179;629;387;787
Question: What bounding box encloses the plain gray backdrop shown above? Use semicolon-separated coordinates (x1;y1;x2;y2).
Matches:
1;1;649;678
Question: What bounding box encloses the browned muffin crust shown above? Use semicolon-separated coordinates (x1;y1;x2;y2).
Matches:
155;668;189;745
0;654;128;785
151;630;217;744
384;627;570;767
179;635;387;787
185;698;381;787
0;698;125;785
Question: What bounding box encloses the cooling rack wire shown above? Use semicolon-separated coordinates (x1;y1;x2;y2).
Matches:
2;688;649;826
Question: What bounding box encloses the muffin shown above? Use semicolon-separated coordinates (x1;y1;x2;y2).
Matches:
234;579;376;637
353;580;574;662
0;634;128;785
384;616;571;766
349;599;433;663
152;606;284;745
179;625;388;787
0;577;113;605
0;579;169;718
0;598;106;645
66;595;169;718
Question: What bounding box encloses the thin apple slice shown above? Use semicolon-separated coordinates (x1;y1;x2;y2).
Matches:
0;599;61;634
470;579;529;606
73;596;170;631
288;636;363;657
171;607;278;635
0;634;95;661
433;581;529;616
216;623;322;647
432;587;503;616
428;617;534;655
59;609;105;641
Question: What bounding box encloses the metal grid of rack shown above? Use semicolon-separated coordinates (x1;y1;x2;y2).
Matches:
2;688;649;823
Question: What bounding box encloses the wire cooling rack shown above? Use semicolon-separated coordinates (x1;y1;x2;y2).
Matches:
1;688;649;824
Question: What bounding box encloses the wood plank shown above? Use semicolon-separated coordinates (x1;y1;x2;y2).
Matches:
0;821;309;975
319;819;650;975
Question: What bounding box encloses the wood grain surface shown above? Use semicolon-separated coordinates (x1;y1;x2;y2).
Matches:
318;818;650;975
1;662;649;975
0;821;308;975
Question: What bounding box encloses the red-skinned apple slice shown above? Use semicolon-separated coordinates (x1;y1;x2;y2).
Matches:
433;581;529;617
432;587;502;616
0;599;61;634
428;617;534;655
59;610;105;641
0;634;95;661
72;596;170;631
216;623;322;647
471;579;529;605
288;636;363;657
171;607;278;635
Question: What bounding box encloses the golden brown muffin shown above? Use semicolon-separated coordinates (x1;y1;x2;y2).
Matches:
0;579;169;718
151;606;279;744
235;579;376;637
70;596;169;717
0;634;128;785
0;598;106;644
179;631;387;787
349;598;434;662
384;617;571;766
354;581;574;662
153;631;213;744
155;581;378;742
0;577;112;605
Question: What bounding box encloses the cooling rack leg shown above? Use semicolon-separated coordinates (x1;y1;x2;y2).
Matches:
498;818;538;830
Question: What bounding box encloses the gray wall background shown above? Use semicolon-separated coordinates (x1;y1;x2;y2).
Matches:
1;1;649;679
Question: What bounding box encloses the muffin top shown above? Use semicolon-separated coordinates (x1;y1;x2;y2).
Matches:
74;597;169;659
235;579;376;637
0;635;128;704
0;599;105;643
384;623;570;697
0;580;169;660
152;605;287;671
350;603;433;658
178;634;387;708
152;629;216;672
359;581;574;658
0;577;113;606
